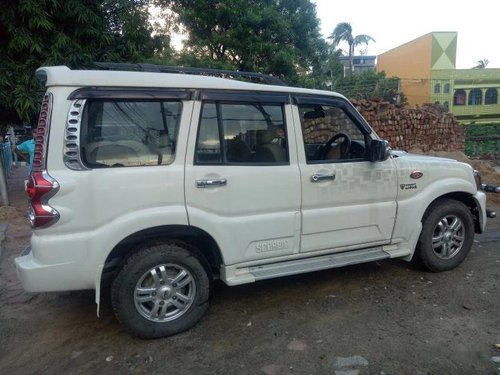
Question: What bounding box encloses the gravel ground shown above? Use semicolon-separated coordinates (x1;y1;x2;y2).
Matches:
1;165;499;375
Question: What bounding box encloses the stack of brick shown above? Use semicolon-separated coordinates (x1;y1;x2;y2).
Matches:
302;107;355;144
351;99;465;152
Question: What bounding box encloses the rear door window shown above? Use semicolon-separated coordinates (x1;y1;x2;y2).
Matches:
195;102;288;165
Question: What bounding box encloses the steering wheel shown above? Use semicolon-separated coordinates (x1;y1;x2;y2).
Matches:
321;132;352;160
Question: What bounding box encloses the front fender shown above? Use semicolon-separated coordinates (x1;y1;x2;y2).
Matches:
393;177;480;259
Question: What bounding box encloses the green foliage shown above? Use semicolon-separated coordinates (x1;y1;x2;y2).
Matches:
159;0;328;84
0;1;404;130
332;70;405;104
0;0;171;127
464;123;500;156
464;122;500;137
102;0;159;61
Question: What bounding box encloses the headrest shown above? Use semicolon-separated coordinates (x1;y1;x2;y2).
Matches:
256;129;275;144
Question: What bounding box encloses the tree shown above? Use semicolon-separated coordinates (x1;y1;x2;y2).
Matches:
102;0;167;61
473;58;489;69
0;0;102;126
157;0;328;84
329;22;374;76
0;0;170;128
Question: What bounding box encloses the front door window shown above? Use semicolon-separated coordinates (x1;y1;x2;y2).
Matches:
298;104;369;163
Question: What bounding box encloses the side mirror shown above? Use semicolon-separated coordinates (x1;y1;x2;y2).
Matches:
303;107;326;119
369;139;391;162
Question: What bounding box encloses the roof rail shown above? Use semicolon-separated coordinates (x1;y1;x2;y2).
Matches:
93;62;286;86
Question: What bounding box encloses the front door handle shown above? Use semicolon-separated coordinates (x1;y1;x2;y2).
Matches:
196;178;227;188
310;173;335;182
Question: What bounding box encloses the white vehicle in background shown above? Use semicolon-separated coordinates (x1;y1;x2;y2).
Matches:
15;63;491;338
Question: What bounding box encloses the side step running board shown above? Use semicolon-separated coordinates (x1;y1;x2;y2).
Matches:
249;247;389;281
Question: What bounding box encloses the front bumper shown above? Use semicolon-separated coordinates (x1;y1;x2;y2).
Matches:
472;191;488;233
480;183;499;219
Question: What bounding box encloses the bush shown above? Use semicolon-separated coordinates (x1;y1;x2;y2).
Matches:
464;123;500;158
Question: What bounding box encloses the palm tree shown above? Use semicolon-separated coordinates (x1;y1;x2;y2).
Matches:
329;22;375;76
473;59;489;69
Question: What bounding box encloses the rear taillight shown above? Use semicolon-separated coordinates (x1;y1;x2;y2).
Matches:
26;93;60;228
26;171;60;228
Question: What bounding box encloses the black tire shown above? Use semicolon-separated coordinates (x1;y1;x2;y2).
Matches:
111;241;210;339
415;199;474;272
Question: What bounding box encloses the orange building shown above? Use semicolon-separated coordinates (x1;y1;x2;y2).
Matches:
377;32;457;106
377;32;500;124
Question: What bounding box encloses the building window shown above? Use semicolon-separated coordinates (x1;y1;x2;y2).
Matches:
453;89;466;105
434;83;441;93
444;83;450;93
468;89;482;105
485;88;498;105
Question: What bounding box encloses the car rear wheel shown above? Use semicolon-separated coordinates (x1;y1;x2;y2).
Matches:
111;241;210;339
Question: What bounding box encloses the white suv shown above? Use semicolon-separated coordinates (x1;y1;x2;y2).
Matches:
15;64;487;338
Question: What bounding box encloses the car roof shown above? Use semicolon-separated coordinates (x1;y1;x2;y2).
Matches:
36;66;346;100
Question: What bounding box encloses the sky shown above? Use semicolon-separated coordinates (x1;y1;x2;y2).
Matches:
312;0;500;69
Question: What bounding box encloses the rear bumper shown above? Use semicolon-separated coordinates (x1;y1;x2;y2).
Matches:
15;246;91;292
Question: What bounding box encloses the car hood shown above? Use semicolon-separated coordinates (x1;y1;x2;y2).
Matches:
391;150;458;163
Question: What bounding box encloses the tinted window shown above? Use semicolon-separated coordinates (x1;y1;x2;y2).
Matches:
81;100;182;168
468;89;482;105
453;90;466;106
196;102;288;164
196;103;222;163
298;103;367;163
485;88;498;105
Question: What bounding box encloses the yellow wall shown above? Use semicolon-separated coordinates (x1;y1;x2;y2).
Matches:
377;33;433;106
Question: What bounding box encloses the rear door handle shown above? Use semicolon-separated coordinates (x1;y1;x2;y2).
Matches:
310;173;335;182
196;178;227;188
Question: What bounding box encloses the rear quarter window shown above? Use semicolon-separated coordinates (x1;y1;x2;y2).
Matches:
80;100;182;168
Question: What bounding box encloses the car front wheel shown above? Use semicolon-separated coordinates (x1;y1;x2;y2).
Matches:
415;199;474;272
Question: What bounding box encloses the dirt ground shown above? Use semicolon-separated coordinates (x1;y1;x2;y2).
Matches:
1;158;499;375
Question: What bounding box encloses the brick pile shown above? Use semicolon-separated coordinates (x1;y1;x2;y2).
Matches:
302;107;356;144
351;99;465;152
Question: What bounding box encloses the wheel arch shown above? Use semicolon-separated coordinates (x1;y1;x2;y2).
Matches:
101;225;224;289
414;194;476;272
423;192;483;233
